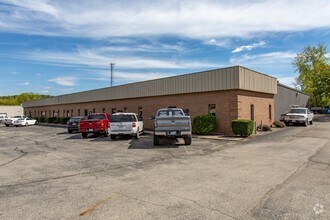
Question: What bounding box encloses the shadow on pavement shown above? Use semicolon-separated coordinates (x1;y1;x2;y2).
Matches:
313;114;330;122
128;138;180;149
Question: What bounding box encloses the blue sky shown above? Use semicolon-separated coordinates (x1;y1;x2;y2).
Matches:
0;0;329;96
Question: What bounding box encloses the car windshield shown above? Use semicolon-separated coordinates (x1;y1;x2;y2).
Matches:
289;109;307;114
87;114;106;120
111;115;136;122
157;110;184;117
13;116;21;118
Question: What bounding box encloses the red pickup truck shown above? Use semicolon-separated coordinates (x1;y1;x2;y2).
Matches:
78;113;110;138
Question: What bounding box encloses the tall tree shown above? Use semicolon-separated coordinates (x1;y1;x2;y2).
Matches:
293;43;330;107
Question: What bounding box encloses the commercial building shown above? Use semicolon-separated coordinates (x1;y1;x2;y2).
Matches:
22;66;309;134
0;105;23;118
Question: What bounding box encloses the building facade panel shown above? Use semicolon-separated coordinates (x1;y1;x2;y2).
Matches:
0;106;23;117
274;84;310;120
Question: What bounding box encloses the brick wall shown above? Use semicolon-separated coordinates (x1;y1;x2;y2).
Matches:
237;90;274;126
25;89;274;134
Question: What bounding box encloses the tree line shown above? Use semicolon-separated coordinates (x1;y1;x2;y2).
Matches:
0;93;51;105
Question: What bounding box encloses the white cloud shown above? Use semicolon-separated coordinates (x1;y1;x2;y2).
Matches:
4;47;217;70
204;39;231;48
1;1;330;39
230;52;296;65
19;81;30;85
232;41;266;53
48;76;77;86
278;77;296;87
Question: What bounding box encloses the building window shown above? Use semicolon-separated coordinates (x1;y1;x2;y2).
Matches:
29;111;32;117
71;109;73;117
67;110;70;117
38;110;40;117
111;108;116;114
93;108;95;113
250;104;254;121
208;104;216;116
84;109;88;116
269;105;272;120
102;108;106;113
78;109;81;116
123;107;127;113
34;111;36;117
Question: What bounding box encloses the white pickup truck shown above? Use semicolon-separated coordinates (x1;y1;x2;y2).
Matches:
3;116;27;127
283;107;314;126
151;108;192;146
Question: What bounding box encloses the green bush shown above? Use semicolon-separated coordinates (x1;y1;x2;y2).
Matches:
38;116;46;123
59;117;70;124
231;119;254;137
192;114;216;135
46;117;57;123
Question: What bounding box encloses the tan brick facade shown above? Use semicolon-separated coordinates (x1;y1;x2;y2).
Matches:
24;89;274;134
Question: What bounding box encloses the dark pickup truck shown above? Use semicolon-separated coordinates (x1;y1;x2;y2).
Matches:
78;113;110;138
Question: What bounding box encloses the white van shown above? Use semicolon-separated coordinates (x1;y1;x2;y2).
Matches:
110;113;143;139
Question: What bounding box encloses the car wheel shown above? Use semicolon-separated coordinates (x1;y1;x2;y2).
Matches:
110;134;116;140
81;133;88;138
25;122;28;127
184;136;192;145
304;119;308;127
135;129;140;139
104;130;109;137
153;135;160;146
68;130;73;134
309;120;313;125
15;125;19;127
5;124;9;127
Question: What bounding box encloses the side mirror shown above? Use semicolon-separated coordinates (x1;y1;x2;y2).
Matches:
149;115;155;120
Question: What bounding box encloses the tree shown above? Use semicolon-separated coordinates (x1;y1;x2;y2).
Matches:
0;93;51;105
293;43;330;107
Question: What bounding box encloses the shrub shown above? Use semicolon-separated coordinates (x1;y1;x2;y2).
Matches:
231;119;254;137
46;117;57;123
59;117;70;124
192;114;216;135
38;116;46;123
273;121;286;128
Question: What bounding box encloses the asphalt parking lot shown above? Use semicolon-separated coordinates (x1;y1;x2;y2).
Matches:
0;116;329;219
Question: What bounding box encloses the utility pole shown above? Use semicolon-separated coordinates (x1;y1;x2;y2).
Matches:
110;62;115;87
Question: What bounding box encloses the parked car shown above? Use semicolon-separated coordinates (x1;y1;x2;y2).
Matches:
13;117;37;127
109;113;143;140
151;108;192;146
67;116;84;133
0;116;8;123
283;107;314;126
3;116;27;127
78;113;110;138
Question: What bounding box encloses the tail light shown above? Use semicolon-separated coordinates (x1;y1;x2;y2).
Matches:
132;122;136;128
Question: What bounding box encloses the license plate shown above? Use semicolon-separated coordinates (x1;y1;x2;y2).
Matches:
169;131;176;135
88;129;93;132
292;120;296;122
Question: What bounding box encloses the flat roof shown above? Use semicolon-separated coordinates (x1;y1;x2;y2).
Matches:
23;66;278;108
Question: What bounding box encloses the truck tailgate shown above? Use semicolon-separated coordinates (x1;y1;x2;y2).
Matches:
155;117;190;131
